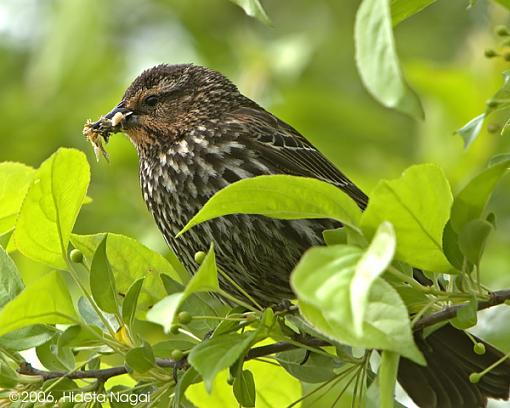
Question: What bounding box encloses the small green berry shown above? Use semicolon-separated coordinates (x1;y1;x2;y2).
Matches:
487;123;500;133
177;311;192;324
473;343;486;355
194;251;206;264
496;25;510;36
469;372;481;383
487;99;499;108
170;324;180;335
484;48;498;58
70;249;83;263
227;375;235;385
171;349;184;361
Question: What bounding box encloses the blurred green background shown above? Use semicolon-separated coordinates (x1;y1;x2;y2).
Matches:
1;0;510;353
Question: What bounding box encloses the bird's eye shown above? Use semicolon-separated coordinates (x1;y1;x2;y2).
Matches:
144;95;159;107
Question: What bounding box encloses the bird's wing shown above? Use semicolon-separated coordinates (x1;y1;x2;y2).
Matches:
225;106;368;209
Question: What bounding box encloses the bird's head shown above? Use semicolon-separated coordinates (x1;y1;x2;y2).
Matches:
90;64;246;154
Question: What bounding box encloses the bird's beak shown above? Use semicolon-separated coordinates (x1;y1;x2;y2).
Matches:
103;103;134;129
87;103;134;136
83;102;136;161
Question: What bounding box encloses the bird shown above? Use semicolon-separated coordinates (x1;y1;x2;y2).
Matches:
91;63;510;407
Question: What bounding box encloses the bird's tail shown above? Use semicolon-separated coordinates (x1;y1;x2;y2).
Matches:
397;324;510;408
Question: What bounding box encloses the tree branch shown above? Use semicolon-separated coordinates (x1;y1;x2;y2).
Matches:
413;288;510;332
17;358;177;382
16;289;510;383
16;336;328;382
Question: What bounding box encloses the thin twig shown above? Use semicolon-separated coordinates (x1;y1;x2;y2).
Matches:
413;289;510;331
17;358;177;382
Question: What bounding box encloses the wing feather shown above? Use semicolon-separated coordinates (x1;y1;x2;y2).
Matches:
226;106;368;209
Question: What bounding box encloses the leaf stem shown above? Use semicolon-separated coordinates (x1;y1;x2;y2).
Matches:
475;350;510;379
218;267;263;310
218;289;259;312
66;258;117;339
387;266;478;298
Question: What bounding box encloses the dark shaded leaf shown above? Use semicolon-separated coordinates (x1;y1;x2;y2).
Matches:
450;158;510;233
125;343;156;373
0;325;57;351
0;246;23;308
458;219;492;267
122;278;144;327
233;369;256;407
90;234;119;315
188;331;254;392
276;349;342;383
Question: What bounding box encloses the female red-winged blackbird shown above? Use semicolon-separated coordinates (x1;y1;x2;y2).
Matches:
91;64;510;407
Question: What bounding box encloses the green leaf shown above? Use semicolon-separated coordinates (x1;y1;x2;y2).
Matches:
487;71;510;115
179;175;362;237
233;369;256;407
147;244;219;333
361;164;453;272
450;159;510;233
71;232;181;308
36;335;74;371
322;228;347;246
160;273;184;294
125;343;155;373
458;219;492;267
394;286;429;315
0;362;19;388
489;153;510;167
13;148;90;269
455;113;485;149
188;332;254;392
77;296;115;331
122;278;144;328
351;222;396;335
291;245;424;364
391;0;436;26
187;359;301;407
0;325;57;351
146;293;184;334
229;0;270;25
153;339;197;357
442;221;464;270
451;297;478;329
0;270;77;336
355;0;424;119
379;351;400;408
184;243;219;295
173;367;201;408
90;235;119;315
0;162;35;236
0;246;23;308
276;349;342;383
59;325;103;347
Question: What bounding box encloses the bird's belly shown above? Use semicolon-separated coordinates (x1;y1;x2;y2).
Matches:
149;192;331;306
